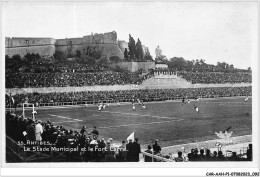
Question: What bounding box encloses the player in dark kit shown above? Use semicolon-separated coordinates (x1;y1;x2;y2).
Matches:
89;126;99;140
182;97;185;106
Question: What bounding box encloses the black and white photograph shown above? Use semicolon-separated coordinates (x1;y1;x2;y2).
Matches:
1;1;259;176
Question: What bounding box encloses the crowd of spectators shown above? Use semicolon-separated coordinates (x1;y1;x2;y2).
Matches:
163;144;252;162
6;54;252;88
6;112;142;162
5;56;110;75
6;72;150;88
9;86;251;105
144;144;252;162
177;71;252;84
6;71;252;88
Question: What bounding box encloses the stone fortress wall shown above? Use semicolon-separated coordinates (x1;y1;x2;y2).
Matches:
5;37;56;58
5;31;148;61
81;31;124;59
55;37;83;56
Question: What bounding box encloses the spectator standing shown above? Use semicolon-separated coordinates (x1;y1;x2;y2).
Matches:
80;126;87;136
188;149;195;161
205;149;213;161
212;151;218;161
26;119;36;141
246;144;252;161
104;140;116;162
153;139;161;155
175;151;184;162
144;145;153;162
97;138;106;162
193;148;199;161
229;152;240;161
89;126;99;140
198;149;206;161
132;138;141;162
126;139;133;162
35;120;43;142
118;140;127;162
217;151;226;161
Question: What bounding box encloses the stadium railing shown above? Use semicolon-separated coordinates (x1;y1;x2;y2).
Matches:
142;151;173;162
6;136;51;162
6;136;73;162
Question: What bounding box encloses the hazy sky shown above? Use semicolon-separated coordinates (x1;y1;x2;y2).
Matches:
2;2;258;69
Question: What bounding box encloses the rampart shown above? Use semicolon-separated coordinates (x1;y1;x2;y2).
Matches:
5;37;55;57
55;38;83;56
5;31;147;61
5;31;125;59
83;31;117;44
6;45;55;58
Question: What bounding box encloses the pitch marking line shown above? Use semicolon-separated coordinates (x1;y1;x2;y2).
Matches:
48;114;83;123
52;120;82;124
93;119;184;129
87;110;179;120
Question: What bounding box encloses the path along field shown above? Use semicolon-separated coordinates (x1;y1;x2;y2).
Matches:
16;97;252;149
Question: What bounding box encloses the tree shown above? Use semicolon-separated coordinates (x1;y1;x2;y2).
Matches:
76;50;81;58
53;51;67;62
109;56;120;64
24;53;41;65
84;56;96;65
128;34;136;60
186;60;194;71
168;57;186;71
144;48;153;61
98;56;109;67
124;48;129;61
12;54;22;62
135;38;144;61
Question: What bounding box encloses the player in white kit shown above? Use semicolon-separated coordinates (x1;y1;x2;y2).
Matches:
98;104;102;112
194;105;199;114
132;102;136;111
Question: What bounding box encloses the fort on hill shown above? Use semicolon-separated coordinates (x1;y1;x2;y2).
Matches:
5;31;138;60
5;31;154;72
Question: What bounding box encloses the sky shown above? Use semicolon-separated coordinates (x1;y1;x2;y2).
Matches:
2;1;258;69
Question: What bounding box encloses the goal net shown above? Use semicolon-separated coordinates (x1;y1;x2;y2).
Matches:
22;103;37;121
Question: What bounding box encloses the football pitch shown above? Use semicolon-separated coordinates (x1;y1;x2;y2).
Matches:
16;97;252;148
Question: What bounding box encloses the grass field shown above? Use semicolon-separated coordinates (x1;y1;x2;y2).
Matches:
15;97;252;149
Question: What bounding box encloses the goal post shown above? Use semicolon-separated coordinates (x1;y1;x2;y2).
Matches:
22;103;36;121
